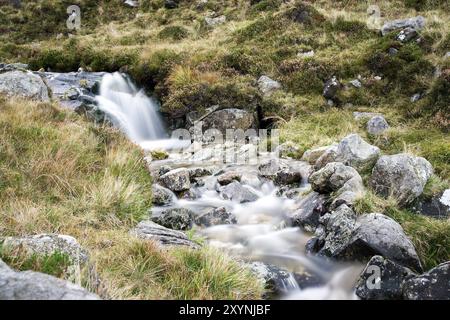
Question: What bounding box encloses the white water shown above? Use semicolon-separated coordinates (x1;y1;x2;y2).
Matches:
95;73;363;300
96;73;188;151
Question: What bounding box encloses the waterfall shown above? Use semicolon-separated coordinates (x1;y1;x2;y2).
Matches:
95;73;185;150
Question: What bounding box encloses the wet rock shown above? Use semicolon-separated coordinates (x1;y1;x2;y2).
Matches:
355;256;416;300
195;207;237;227
1;234;88;264
323;76;341;101
151;184;175;206
370;154;433;206
403;261;450;300
187;167;213;181
0;259;100;300
276;142;301;159
411;189;450;219
177;189;200;200
0;70;50;101
293;270;324;290
396;27;418;42
309;162;365;208
220;181;258;203
217;171;241;186
205;15;226;27
201;108;255;133
130;220;199;248
367;115;389;135
159;168;191;192
346;213;422;272
151;208;195;231
257;75;281;96
248;262;297;298
258;159;305;186
381;16;425;36
302;145;333;164
290;192;327;232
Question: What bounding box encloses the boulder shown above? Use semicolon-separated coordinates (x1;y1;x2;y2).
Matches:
158;168;191;192
334;134;381;172
200;108;255;134
248;262;298;298
323;76;341;101
257;76;281;96
403;262;450;300
151;208;195;231
381;16;425;36
1;234;88;264
411;189;450;219
367;115;389;135
302;145;333;164
355;256;416;300
289;192;327;232
195;207;237;227
396;27;418;42
0;259;99;300
151;184;175;206
220;181;258;203
217;171;241;186
370;154;433;206
258;159;305;186
187;167;213;181
130;220;199;248
0;70;50;101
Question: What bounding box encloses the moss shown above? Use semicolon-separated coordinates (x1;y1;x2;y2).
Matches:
328;17;374;40
249;0;282;13
158;25;189;41
284;1;326;26
149;150;169;160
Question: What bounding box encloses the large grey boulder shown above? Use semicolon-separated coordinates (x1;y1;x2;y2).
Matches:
309;162;365;208
216;171;242;186
151;184;175;206
355;256;416;300
403;262;450;300
370;154;433;206
158;168;191;192
302;145;334;164
130;220;199;248
201;108;255;133
289;192;327;232
257;75;281;96
367;115;389;135
381;16;425;36
220;181;258;203
151;208;195;231
1;234;88;264
0;70;50;101
195;207;237;227
0;259;99;300
315;134;380;173
258;159;308;186
412;189;450;219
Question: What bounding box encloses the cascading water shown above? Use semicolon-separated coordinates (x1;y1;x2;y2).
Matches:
96;72;188;151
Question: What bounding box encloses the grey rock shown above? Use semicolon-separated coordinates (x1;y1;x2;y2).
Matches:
248;262;298;298
217;171;241;186
0;71;49;101
276;142;301;159
323;76;341;100
396;27;418;42
202;108;255;133
302;145;334;164
349;79;362;88
367;115;389;135
130;220;199;248
290;192;327;232
205;15;226;27
403;261;450;300
195;207;237;227
151;184;175;206
257;75;281;96
334;134;381;172
187;167;213;181
124;0;139;7
159;168;191;192
220;181;258;203
297;50;315;58
381;16;425;36
151;208;195;231
388;47;399;56
355;256;416;300
177;188;200;200
258;159;306;186
353;112;382;121
164;0;179;9
411;93;422;102
0;258;99;300
1;234;88;264
412;189;450;219
370;154;433;206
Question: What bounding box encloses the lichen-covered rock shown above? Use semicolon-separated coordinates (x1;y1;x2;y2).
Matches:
220;181;258;203
151;184;175;206
355;256;416;300
381;16;425;36
370;154;433;206
302;145;333;164
290;192;327;232
0;259;99;300
159;168;191;192
411;189;450;219
151;208;195;231
0;70;50;101
367;115;389;135
258;159;307;186
195;207;237;227
257;75;281;96
403;261;450;300
201;108;255;133
130;220;199;248
1;234;88;264
187;167;213;180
